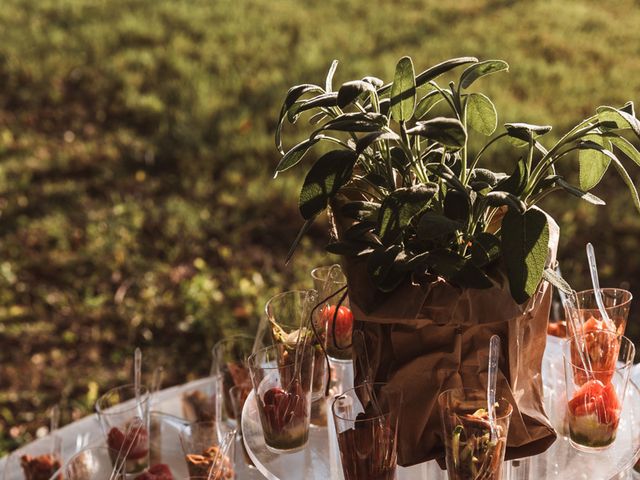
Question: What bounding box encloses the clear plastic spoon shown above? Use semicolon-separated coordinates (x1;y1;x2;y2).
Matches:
487;335;500;442
586;243;615;331
134;347;142;404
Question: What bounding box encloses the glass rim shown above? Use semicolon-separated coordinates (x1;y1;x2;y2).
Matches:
437;387;514;420
264;289;318;314
563;332;635;371
574;288;633;309
95;383;150;414
332;382;400;422
247;343;314;371
311;264;346;283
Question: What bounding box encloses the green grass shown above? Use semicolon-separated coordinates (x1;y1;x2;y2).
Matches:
1;0;640;455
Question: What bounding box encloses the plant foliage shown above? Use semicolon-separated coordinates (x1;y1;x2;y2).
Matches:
275;56;640;304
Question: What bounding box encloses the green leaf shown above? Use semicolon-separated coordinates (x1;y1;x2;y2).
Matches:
378;183;439;243
542;267;573;295
274;137;321;175
379;57;478;95
337;80;376;108
299;150;357;219
505;123;553;143
340;201;380;221
362;76;384;88
417;212;463;240
460;60;509;89
597;106;640;140
484;191;526;213
326;241;375;257
415;89;443;119
471;232;501;267
606;134;640;167
290;92;339;120
469;169;499;187
426;163;467;192
325;60;339;92
578;134;611;190
466;93;497;136
451;261;493;289
356;131;401;156
577;140;640;212
276;84;324;154
367;245;405;292
407;117;467;150
390;56;416;122
501;209;550;304
555;177;605;205
315;112;387;136
495;158;527;196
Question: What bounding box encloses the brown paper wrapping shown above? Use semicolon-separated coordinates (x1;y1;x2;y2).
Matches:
332;196;559;467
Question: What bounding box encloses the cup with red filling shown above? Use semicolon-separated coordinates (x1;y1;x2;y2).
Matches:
312;265;353;363
563;331;635;451
248;343;315;453
6;434;63;480
96;384;151;475
178;421;235;480
570;288;632;337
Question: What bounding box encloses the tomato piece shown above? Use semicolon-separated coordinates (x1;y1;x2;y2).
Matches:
568;379;605;413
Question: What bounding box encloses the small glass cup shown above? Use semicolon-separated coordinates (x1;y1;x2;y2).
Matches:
566;288;632;337
563;331;635;451
332;382;402;480
438;388;512;480
228;386;255;468
149;411;189;472
3;434;63;480
211;335;254;424
312;265;353;363
178;421;235;479
95;384;151;475
181;376;222;424
248;343;315;453
60;446;113;480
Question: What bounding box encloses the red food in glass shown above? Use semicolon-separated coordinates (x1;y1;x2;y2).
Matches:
568;379;620;447
134;464;173;480
20;454;61;480
322;305;353;360
259;382;309;450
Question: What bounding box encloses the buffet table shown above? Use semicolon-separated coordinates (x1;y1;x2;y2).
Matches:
2;336;640;480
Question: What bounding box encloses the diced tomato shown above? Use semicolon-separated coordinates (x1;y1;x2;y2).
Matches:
569;379;621;425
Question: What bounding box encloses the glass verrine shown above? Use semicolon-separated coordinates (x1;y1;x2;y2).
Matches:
438;388;512;480
311;265;353;363
566;288;632;337
178;421;235;480
4;434;62;480
95;384;151;475
211;335;254;424
563;331;634;451
61;446;113;480
228;385;254;468
149;411;189;474
180;376;221;424
247;343;315;453
332;382;402;480
264;290;327;403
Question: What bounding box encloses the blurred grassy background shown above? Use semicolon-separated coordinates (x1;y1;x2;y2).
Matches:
1;0;639;455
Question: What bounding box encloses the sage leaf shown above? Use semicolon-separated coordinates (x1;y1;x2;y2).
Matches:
542;267;574;295
291;92;339;119
606;134;640;167
417;212;463;240
362;76;384;88
378;183;439;243
495;158;527;195
466;92;497;136
555;177;605;205
597;106;640;140
276;84;324;154
299;150;357;219
390;56;416;122
415;89;443;119
407;117;467;150
340;201;380;221
274;137;321;175
356;131;401;156
578;140;640;212
484;191;526;213
325;60;339;92
337;80;376;108
367;245;404;292
460;60;509;89
316;112;386;136
444;190;470;222
505;123;553;142
578;134;611;190
471;232;501;267
501;208;550;304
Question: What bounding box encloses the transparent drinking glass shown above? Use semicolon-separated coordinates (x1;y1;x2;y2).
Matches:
3;434;62;480
95;384;150;475
566;288;632;337
311;265;353;363
149;411;189;474
178;420;236;479
60;446;113;480
211;335;254;424
332;382;402;480
247;343;315;453
438;388;512;480
563;331;635;451
180;376;222;424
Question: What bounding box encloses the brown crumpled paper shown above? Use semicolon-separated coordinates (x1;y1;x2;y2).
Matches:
333;198;559;467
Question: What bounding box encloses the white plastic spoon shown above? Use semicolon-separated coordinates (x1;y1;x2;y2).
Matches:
487;335;500;442
134;347;142;405
586;243;615;331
